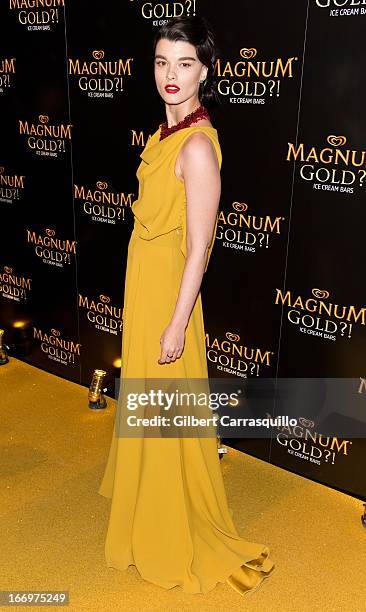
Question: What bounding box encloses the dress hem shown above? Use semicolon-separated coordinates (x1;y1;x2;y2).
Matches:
97;491;275;596
104;550;275;596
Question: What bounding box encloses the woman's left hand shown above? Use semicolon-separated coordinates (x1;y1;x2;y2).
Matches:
158;321;186;364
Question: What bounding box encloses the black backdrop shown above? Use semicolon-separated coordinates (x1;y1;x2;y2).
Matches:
1;0;365;499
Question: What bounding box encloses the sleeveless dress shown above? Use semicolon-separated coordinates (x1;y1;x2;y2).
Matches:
98;124;275;595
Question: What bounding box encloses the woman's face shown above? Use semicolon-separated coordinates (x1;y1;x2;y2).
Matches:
154;38;208;105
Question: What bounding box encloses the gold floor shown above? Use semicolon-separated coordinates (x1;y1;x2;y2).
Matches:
1;357;365;612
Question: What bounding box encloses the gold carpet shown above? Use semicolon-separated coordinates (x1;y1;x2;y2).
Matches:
1;357;365;612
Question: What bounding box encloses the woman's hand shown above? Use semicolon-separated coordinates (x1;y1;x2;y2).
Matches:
158;321;186;364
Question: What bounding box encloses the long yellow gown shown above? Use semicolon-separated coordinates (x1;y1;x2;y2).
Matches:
98;123;275;595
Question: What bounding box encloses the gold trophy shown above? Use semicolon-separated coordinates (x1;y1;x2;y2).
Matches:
88;369;107;409
0;329;9;365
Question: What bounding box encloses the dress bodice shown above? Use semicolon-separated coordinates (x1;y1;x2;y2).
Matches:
131;124;222;272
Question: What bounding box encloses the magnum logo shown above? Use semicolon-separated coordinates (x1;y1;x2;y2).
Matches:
286;135;366;192
275;287;365;340
0;57;16;92
74;181;133;224
68;50;134;98
79;293;123;335
9;0;63;30
0;166;25;204
216;201;284;253
206;331;274;377
0;266;32;302
131;130;155;147
271;414;352;466
316;0;366;17
18;114;72;157
132;1;196;22
26;228;77;267
215;47;298;102
33;327;81;366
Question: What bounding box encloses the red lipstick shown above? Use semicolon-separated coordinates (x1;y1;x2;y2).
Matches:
164;84;180;93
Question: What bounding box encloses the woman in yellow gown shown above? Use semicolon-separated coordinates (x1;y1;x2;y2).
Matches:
98;15;275;596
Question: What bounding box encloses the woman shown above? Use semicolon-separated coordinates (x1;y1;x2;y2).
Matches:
98;15;275;596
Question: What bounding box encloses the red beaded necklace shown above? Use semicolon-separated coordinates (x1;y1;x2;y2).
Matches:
159;104;211;141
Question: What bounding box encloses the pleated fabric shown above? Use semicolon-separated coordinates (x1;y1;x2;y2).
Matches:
98;123;275;595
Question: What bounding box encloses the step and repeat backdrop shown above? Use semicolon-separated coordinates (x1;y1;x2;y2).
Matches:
1;0;365;499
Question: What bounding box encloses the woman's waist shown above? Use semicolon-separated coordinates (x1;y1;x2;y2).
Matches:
131;222;183;246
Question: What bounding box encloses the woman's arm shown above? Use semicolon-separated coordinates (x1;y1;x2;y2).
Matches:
158;132;221;364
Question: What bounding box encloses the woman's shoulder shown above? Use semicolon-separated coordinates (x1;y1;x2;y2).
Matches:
182;121;220;145
178;125;222;168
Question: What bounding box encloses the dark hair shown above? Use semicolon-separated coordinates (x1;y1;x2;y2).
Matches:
153;15;221;110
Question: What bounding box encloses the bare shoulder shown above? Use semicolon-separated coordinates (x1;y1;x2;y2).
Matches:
180;130;217;159
175;128;219;182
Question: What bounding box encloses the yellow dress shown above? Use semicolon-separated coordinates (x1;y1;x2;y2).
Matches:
98;124;275;595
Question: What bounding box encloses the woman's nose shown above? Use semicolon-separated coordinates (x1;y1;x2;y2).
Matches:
166;67;177;80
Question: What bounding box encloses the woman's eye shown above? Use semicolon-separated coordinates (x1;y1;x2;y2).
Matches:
155;61;191;68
